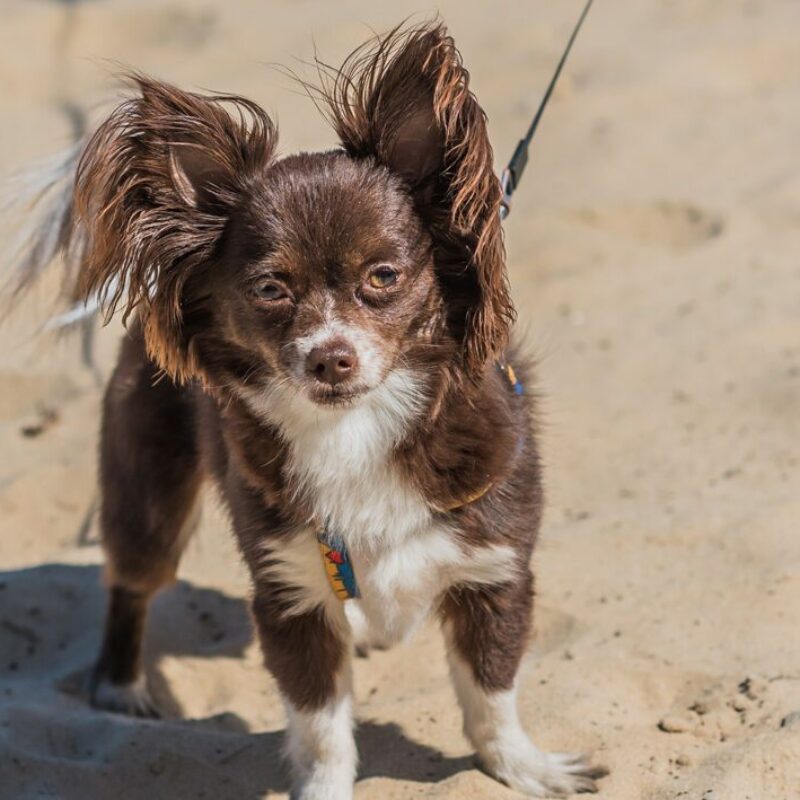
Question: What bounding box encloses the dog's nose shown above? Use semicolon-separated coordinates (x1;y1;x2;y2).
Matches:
306;340;358;386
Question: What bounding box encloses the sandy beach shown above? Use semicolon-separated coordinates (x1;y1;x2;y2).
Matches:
1;1;799;798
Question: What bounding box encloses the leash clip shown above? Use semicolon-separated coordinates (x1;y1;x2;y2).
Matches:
500;168;513;220
499;138;529;221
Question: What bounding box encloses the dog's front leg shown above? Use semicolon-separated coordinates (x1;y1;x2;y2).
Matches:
442;575;606;797
252;587;356;800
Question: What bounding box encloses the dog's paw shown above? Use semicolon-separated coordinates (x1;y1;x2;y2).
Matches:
292;780;353;800
480;746;607;797
89;673;161;719
291;768;354;800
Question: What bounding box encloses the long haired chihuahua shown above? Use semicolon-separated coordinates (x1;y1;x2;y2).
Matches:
9;22;605;799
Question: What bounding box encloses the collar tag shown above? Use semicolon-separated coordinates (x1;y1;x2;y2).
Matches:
317;531;360;601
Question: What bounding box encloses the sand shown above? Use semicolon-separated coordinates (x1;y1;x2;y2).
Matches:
1;1;799;798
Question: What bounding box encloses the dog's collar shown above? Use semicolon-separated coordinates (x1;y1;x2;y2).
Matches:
317;532;360;601
317;360;523;602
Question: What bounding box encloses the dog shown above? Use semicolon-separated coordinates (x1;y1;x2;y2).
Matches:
7;22;606;799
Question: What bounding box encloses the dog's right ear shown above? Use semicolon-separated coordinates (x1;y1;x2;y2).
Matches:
73;76;276;381
319;24;513;378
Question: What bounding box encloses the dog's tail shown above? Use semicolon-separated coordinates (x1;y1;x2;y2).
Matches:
0;140;97;329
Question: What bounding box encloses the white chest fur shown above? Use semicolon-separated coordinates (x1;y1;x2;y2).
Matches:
245;370;517;644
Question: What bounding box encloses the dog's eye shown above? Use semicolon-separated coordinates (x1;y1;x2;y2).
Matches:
367;266;399;289
253;280;288;302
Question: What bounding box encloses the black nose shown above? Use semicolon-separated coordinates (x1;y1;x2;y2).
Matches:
306;340;359;386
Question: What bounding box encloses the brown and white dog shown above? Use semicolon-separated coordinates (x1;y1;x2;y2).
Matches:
8;23;605;799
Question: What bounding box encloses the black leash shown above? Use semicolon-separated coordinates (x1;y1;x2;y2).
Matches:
499;0;595;220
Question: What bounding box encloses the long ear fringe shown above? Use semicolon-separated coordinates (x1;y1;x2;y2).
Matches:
72;75;276;380
309;22;515;374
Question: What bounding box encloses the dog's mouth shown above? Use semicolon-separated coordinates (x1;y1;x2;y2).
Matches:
306;384;370;407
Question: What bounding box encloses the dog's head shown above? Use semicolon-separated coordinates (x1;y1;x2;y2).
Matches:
74;24;513;410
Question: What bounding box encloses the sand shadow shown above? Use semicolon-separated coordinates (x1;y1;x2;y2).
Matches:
0;563;476;798
0;562;254;718
356;720;474;783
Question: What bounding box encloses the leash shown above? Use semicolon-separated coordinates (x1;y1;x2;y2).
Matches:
500;0;595;220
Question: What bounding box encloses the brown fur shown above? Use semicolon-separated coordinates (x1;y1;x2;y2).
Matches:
6;20;605;795
79;22;532;706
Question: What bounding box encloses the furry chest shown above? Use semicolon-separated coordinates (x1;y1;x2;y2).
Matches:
279;402;432;551
247;375;519;644
303;458;446;641
345;519;469;645
283;444;517;642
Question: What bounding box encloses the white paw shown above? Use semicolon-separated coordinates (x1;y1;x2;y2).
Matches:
90;674;160;719
292;767;354;800
480;745;607;797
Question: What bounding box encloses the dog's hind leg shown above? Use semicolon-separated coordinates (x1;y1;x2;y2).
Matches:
90;327;202;718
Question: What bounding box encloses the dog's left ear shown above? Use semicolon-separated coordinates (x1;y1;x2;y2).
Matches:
325;23;514;374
